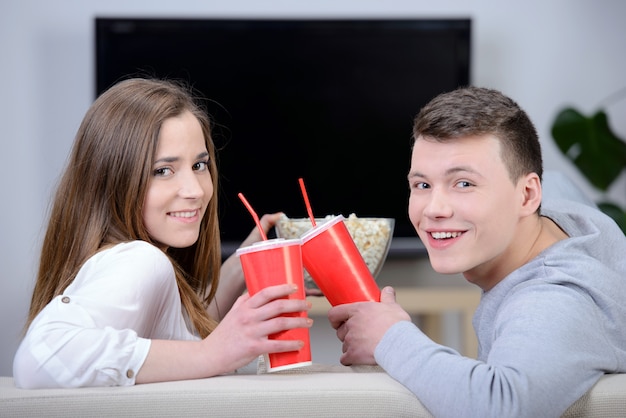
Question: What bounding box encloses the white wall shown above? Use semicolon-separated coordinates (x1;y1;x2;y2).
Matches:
1;0;625;377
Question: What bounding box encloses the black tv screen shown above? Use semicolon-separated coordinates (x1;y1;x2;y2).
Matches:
95;18;471;257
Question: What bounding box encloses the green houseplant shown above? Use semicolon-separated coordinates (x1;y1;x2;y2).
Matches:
550;90;626;234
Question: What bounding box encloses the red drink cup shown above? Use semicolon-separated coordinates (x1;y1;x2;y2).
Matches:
300;215;381;305
236;238;312;372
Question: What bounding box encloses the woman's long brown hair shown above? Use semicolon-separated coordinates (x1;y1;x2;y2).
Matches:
26;78;221;337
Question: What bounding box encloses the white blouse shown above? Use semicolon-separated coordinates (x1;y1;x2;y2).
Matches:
13;241;198;388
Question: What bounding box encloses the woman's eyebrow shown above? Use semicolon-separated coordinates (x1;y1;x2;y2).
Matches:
154;156;178;164
154;151;209;165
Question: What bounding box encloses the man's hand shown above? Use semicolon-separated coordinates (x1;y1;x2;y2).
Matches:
327;286;411;365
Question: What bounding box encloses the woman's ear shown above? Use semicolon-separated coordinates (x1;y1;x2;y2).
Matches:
519;172;542;216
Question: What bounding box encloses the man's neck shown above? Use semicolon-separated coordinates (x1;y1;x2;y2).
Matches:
464;215;568;291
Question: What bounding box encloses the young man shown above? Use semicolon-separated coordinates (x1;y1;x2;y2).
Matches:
328;87;626;417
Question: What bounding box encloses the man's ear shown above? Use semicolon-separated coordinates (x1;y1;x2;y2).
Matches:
520;172;542;216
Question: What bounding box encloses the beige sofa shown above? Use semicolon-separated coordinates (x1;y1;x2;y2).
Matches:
1;363;625;417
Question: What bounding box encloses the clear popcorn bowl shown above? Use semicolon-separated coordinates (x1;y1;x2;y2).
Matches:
275;214;394;291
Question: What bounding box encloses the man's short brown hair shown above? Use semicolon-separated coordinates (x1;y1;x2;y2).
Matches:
413;86;543;184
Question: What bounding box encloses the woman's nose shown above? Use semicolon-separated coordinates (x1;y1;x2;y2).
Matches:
178;171;205;199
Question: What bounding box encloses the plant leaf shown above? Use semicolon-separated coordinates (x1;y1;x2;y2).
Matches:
551;108;626;191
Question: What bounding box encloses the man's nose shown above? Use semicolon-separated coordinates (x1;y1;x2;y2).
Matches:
423;188;453;218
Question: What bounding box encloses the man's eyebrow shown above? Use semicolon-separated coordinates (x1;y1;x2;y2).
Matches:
445;166;481;176
407;166;482;180
407;170;426;180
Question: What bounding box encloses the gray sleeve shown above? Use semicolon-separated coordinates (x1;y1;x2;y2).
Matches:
374;284;608;418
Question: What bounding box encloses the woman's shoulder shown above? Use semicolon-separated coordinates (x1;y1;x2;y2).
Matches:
95;240;169;263
72;241;174;290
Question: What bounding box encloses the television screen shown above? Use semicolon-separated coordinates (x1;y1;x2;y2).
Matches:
95;18;471;257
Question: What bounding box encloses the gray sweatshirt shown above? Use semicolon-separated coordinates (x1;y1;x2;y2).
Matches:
375;198;626;417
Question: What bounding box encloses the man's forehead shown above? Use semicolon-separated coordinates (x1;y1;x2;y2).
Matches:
410;135;504;174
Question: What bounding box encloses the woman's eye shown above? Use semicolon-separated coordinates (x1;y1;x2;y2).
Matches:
193;161;209;171
153;167;173;177
456;180;473;188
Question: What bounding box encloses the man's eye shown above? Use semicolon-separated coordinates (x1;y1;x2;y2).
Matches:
411;182;429;190
193;161;209;171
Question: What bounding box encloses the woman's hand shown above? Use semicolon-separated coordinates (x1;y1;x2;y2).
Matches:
203;283;313;374
136;283;312;383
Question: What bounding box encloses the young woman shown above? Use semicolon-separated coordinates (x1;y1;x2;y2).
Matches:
13;78;312;388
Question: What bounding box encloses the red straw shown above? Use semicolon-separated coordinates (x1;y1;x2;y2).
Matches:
238;193;268;241
298;178;317;227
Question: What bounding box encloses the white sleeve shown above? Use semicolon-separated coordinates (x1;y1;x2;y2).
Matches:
13;241;187;388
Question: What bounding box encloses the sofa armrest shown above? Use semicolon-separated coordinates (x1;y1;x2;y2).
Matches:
562;373;626;417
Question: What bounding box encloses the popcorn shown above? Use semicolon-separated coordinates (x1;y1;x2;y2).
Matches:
275;214;394;289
